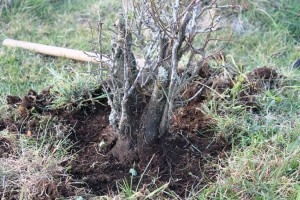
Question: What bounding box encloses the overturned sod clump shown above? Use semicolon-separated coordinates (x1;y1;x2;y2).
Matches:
0;65;284;198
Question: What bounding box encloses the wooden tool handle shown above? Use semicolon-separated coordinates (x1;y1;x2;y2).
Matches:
2;39;145;68
2;39;101;63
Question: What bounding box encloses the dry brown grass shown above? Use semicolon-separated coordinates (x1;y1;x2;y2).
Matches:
0;141;73;199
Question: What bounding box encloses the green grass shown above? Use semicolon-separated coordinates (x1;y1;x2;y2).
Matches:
0;0;118;97
47;67;107;111
231;0;299;67
0;0;300;199
200;86;300;199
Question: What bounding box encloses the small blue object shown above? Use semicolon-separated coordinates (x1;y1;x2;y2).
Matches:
129;168;137;176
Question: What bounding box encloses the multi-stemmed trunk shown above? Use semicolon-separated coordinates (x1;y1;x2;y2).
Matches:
99;0;231;164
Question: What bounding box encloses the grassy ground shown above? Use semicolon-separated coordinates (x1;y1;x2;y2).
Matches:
199;1;300;199
0;0;299;199
0;0;119;97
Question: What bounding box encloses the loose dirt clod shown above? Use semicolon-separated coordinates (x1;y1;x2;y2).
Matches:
238;67;282;108
0;137;13;158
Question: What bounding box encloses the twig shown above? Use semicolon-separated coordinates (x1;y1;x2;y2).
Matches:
179;131;202;154
136;154;155;191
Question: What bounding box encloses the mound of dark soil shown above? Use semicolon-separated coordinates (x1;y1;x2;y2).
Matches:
0;66;283;198
1;90;228;198
63;102;228;197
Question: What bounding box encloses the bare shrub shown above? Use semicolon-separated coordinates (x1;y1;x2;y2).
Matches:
95;0;235;162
